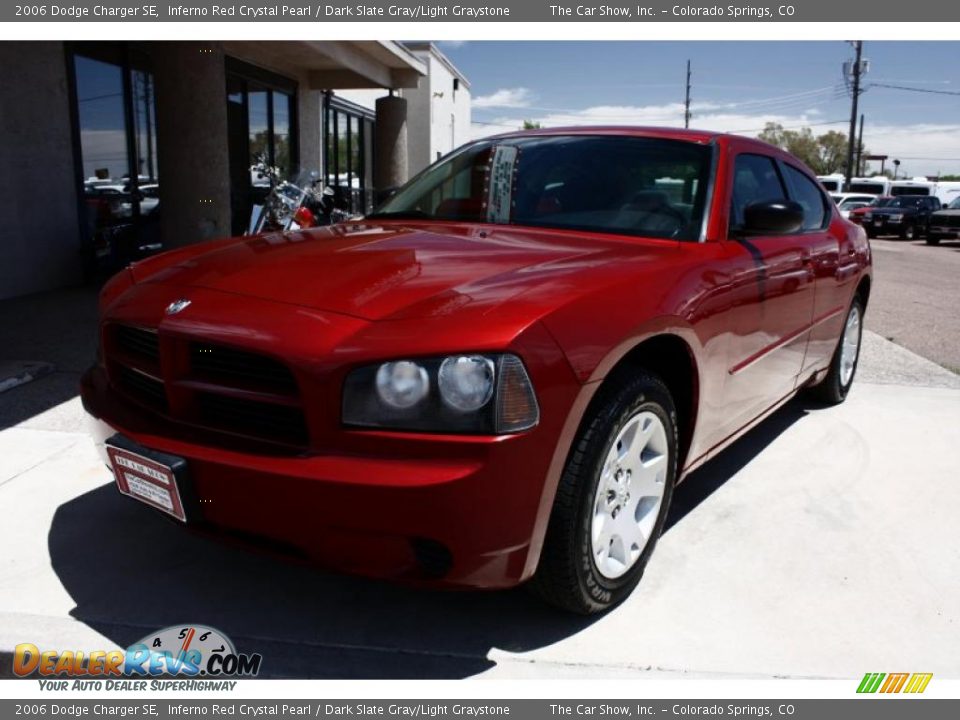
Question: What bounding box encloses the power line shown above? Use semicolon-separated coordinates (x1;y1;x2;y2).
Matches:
869;82;960;97
729;119;848;134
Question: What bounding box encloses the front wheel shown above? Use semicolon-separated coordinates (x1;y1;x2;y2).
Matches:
900;223;916;241
926;234;941;246
530;371;678;614
810;297;864;404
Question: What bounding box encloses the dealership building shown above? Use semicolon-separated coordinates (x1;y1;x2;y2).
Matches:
0;41;471;300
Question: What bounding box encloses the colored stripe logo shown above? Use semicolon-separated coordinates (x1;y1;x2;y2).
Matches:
857;672;932;694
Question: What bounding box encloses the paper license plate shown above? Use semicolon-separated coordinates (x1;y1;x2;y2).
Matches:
107;444;187;522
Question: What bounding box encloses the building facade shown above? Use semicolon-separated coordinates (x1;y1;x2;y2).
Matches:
0;41;469;301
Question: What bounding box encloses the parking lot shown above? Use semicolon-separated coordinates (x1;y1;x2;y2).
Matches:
0;237;959;680
867;236;960;373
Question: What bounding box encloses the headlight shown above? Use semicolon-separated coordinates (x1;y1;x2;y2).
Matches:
863;212;872;220
342;353;539;434
438;356;494;411
376;361;430;409
889;213;903;222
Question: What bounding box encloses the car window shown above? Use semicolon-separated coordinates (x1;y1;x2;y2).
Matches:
373;136;713;241
730;154;788;229
783;164;827;230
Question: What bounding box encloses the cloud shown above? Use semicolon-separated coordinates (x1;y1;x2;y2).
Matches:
470;101;960;175
473;88;535;109
436;40;467;49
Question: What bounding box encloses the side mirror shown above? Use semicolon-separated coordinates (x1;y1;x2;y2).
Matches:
742;200;805;235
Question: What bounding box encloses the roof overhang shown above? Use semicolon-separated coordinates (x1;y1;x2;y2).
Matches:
222;41;426;89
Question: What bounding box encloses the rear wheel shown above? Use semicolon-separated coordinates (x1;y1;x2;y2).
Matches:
530;371;678;614
810;297;864;404
926;234;941;246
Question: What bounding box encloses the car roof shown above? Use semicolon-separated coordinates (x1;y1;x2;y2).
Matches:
486;125;722;144
480;126;820;178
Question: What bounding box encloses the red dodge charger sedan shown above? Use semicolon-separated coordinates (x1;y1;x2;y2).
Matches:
81;128;872;613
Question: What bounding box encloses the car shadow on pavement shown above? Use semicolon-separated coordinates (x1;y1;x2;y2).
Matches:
47;395;815;679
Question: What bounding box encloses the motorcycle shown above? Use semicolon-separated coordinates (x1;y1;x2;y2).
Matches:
247;158;353;234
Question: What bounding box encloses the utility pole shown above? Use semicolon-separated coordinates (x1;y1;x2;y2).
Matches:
844;41;864;191
684;60;692;129
856;113;864;176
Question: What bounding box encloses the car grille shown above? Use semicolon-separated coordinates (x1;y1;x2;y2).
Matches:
105;324;308;450
934;215;960;229
190;342;297;393
115;325;160;364
116;365;168;413
196;392;309;446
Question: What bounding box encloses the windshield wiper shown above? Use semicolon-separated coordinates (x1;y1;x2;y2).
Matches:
366;210;434;220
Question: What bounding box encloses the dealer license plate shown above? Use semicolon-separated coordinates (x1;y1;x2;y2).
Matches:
874;219;883;227
107;444;187;522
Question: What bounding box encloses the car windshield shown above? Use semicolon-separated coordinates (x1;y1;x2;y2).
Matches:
889;197;922;208
947;198;960;210
370;135;713;241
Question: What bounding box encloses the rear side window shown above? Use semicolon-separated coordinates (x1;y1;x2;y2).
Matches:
731;154;788;228
783;164;828;230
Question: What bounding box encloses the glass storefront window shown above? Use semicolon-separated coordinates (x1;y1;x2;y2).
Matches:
225;59;298;235
324;97;375;214
72;47;160;275
75;55;129;187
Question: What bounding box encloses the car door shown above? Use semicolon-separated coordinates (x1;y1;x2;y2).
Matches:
779;162;847;378
717;151;816;435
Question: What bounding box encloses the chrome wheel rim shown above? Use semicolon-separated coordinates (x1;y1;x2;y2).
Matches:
590;411;669;580
840;304;861;387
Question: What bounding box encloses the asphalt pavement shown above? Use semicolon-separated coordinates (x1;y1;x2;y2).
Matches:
0;283;958;679
866;236;960;374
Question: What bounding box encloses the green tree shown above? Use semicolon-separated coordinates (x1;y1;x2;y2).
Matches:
522;120;542;130
757;123;861;176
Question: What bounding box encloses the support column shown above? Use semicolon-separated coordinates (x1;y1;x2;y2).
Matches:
374;94;409;200
152;42;231;248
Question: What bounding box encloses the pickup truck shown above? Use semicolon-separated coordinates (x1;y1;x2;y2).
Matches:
862;195;942;240
927;197;960;245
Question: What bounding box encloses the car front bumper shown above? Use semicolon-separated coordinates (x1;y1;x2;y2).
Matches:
81;362;578;590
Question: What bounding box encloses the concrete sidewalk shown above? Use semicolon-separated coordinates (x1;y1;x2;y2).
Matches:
0;289;958;678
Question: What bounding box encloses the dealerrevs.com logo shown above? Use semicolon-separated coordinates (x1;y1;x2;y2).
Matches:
857;672;933;694
13;625;262;684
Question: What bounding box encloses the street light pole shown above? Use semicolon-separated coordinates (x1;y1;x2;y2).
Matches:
844;41;863;192
684;60;692;129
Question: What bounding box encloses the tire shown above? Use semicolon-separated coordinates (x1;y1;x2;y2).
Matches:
900;223;916;241
866;229;877;239
926;234;941;246
810;296;864;405
530;371;678;614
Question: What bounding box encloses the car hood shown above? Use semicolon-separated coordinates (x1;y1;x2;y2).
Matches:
139;222;663;321
933;209;960;217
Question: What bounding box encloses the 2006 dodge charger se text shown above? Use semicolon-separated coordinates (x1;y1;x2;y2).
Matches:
81;128;872;613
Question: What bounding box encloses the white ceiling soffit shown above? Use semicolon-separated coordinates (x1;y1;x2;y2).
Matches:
222;41;426;90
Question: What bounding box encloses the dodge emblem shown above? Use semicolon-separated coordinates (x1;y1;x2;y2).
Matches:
165;299;192;315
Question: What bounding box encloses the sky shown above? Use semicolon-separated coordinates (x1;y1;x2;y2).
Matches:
438;41;960;178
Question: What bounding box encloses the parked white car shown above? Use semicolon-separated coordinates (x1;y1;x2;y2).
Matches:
831;193;878;219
